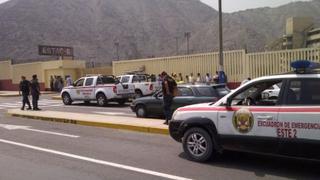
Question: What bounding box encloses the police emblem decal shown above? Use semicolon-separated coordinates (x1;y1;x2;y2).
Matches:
232;108;254;133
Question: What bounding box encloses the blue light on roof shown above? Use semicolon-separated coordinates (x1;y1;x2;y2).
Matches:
290;60;311;69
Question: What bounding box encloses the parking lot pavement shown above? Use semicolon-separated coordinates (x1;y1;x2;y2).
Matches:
7;109;168;134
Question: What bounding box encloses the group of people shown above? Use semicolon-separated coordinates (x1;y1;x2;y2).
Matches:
19;74;41;111
50;75;73;92
162;71;227;85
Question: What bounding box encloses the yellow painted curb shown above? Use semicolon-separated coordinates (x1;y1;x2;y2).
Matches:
9;113;169;135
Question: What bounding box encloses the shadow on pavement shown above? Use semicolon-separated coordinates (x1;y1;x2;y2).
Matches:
178;151;320;179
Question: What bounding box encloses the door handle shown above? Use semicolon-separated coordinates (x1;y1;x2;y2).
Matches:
257;116;273;120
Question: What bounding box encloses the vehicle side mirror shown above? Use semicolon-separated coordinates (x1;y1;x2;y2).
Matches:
115;79;120;84
226;97;232;107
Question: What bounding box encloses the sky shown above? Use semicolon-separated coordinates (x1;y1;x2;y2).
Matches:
200;0;311;12
0;0;312;12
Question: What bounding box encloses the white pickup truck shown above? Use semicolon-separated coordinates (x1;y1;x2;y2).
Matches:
117;74;161;98
61;75;135;106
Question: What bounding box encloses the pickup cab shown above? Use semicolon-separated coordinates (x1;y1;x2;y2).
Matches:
117;74;161;98
61;75;135;106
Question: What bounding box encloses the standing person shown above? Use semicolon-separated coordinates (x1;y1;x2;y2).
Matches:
178;73;183;82
50;75;54;91
161;71;177;125
185;75;189;83
19;76;32;110
30;74;41;111
196;73;202;83
66;75;73;86
205;73;212;85
189;73;195;84
213;71;219;84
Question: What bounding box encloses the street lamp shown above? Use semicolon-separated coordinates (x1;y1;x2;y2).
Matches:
218;0;226;83
184;32;191;54
114;42;120;61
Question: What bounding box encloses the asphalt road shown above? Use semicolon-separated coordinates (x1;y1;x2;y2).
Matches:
0;95;319;180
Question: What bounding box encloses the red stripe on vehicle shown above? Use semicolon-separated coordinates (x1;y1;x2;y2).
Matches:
177;107;320;113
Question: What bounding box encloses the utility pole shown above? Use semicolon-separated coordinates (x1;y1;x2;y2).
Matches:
184;32;191;55
114;42;120;61
175;36;179;55
218;0;223;71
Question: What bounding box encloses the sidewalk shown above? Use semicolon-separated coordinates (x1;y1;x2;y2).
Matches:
7;109;169;135
52;95;62;100
0;91;57;97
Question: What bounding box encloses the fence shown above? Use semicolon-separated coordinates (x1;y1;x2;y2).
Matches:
113;47;320;85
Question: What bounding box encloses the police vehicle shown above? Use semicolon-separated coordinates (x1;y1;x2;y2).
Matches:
169;60;320;162
61;75;135;106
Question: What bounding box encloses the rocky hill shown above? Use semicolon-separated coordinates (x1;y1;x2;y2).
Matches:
0;0;319;64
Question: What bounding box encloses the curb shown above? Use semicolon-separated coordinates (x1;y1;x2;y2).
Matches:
8;112;169;135
52;96;62;100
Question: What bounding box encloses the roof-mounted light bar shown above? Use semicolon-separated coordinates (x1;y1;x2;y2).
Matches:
290;60;320;74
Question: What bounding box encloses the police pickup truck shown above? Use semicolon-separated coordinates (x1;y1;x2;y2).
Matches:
61;75;135;106
169;60;320;162
117;74;160;98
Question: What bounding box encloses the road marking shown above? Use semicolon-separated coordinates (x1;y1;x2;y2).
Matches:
0;139;192;180
93;112;126;116
0;124;79;138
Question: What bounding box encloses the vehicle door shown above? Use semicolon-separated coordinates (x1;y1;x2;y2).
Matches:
217;79;284;153
172;87;195;110
117;75;132;95
193;86;219;104
71;78;85;100
82;77;95;100
147;91;164;116
278;78;320;159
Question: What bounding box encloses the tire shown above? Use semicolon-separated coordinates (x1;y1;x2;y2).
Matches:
62;93;72;105
117;99;127;105
183;127;214;162
96;93;107;106
135;90;143;99
135;105;147;118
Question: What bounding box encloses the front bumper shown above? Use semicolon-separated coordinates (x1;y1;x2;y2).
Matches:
169;120;184;142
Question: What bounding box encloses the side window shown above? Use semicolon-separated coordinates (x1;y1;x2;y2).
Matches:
85;78;94;86
285;79;320;105
231;80;283;106
132;76;139;83
97;78;102;85
75;78;84;87
120;76;130;83
178;87;194;96
196;87;216;96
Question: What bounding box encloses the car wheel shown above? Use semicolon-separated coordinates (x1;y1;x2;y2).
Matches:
135;90;143;99
117;99;127;105
62;93;72;105
183;127;214;162
136;105;147;118
96;93;107;106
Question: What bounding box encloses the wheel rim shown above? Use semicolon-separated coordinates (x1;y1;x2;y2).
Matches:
98;96;105;105
63;95;70;104
137;107;145;117
186;133;207;157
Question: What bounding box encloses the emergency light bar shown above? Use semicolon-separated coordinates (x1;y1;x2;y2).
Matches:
290;60;320;73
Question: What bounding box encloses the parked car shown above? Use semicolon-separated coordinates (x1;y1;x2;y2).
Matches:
130;84;230;118
61;75;135;106
117;74;161;98
169;60;320;162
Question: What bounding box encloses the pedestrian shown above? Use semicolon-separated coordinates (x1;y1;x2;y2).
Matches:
213;71;219;84
30;74;41;110
19;76;32;110
189;73;195;84
218;71;228;84
196;73;203;83
161;71;177;125
205;73;212;85
185;75;189;83
54;76;59;92
50;75;54;91
178;73;183;82
66;75;73;86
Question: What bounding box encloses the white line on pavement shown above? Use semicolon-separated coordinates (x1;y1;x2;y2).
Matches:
26;128;79;138
0;139;192;180
93;112;126;115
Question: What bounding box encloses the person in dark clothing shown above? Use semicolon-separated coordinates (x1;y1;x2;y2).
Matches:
30;74;41;110
19;76;32;110
161;71;177;125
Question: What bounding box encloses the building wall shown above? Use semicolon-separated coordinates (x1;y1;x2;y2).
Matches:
0;60;86;91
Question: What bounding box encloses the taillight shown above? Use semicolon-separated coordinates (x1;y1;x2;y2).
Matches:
149;84;153;91
113;86;117;93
